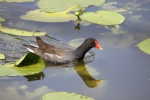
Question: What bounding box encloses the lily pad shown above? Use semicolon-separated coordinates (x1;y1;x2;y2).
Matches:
0;23;46;36
81;10;125;25
0;17;6;22
6;0;34;2
0;53;5;62
20;9;77;22
0;52;45;76
41;92;94;100
38;0;105;12
137;38;150;55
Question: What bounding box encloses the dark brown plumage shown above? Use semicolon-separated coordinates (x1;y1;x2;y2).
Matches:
23;37;102;64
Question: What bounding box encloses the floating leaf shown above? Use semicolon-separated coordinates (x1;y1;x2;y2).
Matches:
6;0;34;2
41;92;94;100
0;23;46;36
0;52;45;76
137;38;150;55
0;53;5;60
38;0;105;12
20;9;77;22
81;10;125;25
15;52;41;67
0;17;5;22
0;53;5;62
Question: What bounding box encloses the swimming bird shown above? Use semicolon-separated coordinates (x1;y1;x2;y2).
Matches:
23;37;102;64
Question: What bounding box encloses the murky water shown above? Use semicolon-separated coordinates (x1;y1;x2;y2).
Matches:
0;0;150;100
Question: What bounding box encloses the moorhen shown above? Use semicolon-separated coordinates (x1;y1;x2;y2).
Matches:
23;37;102;64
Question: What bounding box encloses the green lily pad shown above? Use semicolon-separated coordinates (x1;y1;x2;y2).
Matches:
0;23;46;36
0;53;5;60
0;17;6;22
137;38;150;55
0;53;5;62
0;52;45;76
41;92;94;100
81;10;125;25
6;0;34;2
20;9;77;22
38;0;105;12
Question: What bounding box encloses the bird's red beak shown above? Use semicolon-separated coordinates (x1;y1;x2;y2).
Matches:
95;40;103;50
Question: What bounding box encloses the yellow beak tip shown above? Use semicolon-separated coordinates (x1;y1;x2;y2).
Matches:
99;48;103;50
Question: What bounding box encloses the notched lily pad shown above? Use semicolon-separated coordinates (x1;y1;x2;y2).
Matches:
137;38;150;55
20;9;77;22
38;0;105;12
0;0;4;2
0;52;45;76
6;0;34;2
81;10;125;25
15;52;39;67
41;92;94;100
0;23;46;36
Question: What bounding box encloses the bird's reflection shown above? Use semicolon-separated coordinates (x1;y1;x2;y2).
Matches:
74;60;102;88
24;72;45;81
23;59;102;88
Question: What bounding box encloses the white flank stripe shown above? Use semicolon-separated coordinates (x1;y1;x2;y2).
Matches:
56;55;63;58
44;53;63;58
26;48;34;53
29;44;39;48
44;53;53;58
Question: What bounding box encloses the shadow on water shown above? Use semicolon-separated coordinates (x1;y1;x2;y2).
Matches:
24;72;45;81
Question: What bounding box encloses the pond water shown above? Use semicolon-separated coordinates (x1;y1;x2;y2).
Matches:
0;0;150;100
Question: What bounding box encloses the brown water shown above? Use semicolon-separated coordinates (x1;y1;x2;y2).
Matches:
0;0;150;100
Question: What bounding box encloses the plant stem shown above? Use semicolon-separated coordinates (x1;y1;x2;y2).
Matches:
64;5;84;14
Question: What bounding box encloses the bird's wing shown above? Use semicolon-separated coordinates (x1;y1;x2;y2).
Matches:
36;37;66;57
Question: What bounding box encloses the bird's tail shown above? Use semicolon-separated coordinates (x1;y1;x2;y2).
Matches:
36;37;48;49
23;44;37;53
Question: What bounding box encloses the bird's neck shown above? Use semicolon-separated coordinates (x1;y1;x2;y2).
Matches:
74;43;92;60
